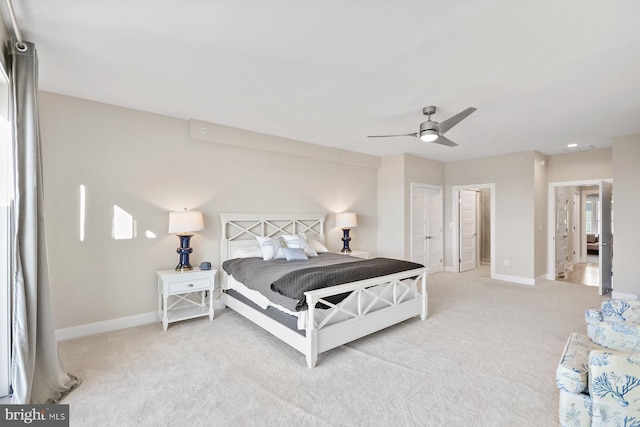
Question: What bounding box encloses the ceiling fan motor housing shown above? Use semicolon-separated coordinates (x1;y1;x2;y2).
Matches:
419;120;438;133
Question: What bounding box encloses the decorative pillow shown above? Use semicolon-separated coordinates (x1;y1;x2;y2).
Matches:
601;300;640;323
282;234;318;257
232;247;263;259
281;247;308;261
256;236;286;261
301;233;329;253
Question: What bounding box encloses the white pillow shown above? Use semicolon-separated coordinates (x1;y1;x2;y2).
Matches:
281;247;308;261
307;238;329;254
256;236;286;260
282;234;318;257
232;247;263;259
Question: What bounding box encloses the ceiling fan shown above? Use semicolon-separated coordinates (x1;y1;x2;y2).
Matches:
367;106;477;147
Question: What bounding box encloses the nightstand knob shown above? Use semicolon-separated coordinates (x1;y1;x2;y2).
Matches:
187;283;194;288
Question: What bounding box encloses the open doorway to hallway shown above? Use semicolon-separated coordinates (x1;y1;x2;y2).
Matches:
549;180;612;293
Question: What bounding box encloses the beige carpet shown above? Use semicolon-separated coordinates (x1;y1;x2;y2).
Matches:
58;267;605;426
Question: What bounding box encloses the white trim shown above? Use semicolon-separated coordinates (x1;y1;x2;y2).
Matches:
451;183;495;278
55;311;158;341
492;273;535;286
612;291;638;300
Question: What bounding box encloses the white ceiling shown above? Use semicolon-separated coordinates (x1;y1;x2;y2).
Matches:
3;1;640;162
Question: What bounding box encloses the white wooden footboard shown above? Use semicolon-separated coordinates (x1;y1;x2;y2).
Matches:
303;268;428;368
223;268;428;368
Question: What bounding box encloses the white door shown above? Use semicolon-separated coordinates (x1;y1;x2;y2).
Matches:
411;185;443;273
556;187;569;278
572;193;580;264
599;181;613;295
459;190;477;272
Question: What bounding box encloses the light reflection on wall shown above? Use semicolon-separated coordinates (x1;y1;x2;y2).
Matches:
79;185;86;241
113;205;134;240
79;185;159;240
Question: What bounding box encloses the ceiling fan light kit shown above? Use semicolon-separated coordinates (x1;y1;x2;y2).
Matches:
419;128;438;142
368;105;477;147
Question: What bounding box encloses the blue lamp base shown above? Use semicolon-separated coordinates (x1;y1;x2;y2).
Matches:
175;234;194;271
340;228;352;253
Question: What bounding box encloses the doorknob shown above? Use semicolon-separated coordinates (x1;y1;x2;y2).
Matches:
425;236;432;240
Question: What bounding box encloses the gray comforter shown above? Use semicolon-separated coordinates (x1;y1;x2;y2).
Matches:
222;253;423;312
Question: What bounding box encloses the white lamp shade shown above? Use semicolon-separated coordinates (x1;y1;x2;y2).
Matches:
168;210;204;234
335;212;357;229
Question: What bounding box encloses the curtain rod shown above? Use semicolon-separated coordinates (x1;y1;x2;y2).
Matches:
6;0;27;51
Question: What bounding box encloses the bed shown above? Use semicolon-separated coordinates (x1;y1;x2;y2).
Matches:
219;213;429;368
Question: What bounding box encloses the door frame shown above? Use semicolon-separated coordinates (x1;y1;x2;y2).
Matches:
547;179;612;281
409;183;443;273
452;183;495;277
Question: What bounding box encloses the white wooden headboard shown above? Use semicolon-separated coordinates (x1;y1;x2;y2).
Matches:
219;213;326;265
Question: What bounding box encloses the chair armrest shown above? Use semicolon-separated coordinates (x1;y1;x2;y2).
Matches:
557;332;602;393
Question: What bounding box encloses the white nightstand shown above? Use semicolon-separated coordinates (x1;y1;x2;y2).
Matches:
335;250;371;259
156;267;217;331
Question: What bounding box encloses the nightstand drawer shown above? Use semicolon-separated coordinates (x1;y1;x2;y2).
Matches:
167;277;210;293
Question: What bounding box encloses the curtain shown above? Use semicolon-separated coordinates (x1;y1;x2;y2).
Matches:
8;39;80;404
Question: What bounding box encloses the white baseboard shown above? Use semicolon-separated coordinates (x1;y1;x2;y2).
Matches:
612;291;639;300
55;299;228;341
491;273;535;286
55;312;158;341
535;274;547;284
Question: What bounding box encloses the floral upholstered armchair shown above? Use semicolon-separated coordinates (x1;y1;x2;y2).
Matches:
557;300;640;427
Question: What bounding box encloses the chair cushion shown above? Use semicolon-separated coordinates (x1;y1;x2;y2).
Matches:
557;332;602;393
589;350;640;425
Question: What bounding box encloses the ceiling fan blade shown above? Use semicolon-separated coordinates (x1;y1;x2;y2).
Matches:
437;107;477;134
367;133;418;138
432;135;458;147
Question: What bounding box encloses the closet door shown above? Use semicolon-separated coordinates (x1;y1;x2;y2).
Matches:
411;184;443;273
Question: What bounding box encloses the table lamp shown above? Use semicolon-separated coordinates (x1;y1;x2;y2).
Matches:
335;212;357;253
168;209;204;271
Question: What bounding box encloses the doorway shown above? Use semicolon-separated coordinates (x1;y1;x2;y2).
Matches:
548;180;613;295
452;184;494;277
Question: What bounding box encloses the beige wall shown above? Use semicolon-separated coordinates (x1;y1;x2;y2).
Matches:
445;151;536;281
546;148;613;183
611;135;640;297
39;92;379;329
376;154;405;258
